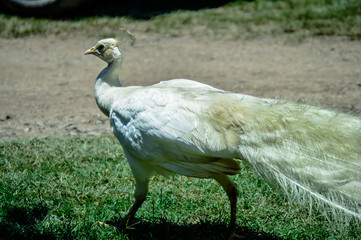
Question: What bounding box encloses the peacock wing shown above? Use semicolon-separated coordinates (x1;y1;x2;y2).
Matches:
109;85;241;178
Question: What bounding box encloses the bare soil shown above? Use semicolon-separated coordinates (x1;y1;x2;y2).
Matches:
1;33;360;139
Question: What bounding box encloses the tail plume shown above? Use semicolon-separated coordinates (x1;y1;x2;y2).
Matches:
219;96;361;221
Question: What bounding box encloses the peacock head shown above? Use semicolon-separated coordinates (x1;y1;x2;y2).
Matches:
85;38;121;64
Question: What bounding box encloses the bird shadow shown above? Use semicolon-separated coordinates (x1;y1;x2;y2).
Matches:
116;218;283;240
0;203;283;240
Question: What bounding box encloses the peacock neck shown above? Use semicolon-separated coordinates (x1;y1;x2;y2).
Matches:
98;58;122;87
94;58;122;116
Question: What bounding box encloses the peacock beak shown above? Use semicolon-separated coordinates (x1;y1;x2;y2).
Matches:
84;47;96;55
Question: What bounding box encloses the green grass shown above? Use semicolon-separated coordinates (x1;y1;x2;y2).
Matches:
0;0;361;40
1;135;360;239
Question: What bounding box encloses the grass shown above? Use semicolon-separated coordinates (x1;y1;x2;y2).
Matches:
0;0;361;40
1;134;360;239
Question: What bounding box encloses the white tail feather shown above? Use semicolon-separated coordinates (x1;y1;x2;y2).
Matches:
224;97;361;221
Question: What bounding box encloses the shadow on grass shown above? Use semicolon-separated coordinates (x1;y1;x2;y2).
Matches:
0;0;235;19
120;218;282;240
0;203;57;240
80;0;235;19
0;204;282;240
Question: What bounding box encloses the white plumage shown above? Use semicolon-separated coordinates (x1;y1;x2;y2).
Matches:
85;37;361;239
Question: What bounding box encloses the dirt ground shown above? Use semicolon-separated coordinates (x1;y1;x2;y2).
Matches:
0;33;360;139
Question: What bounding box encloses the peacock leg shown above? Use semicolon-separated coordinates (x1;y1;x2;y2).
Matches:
213;174;244;240
118;178;149;228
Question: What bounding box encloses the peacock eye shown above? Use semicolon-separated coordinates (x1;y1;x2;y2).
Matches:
97;44;105;51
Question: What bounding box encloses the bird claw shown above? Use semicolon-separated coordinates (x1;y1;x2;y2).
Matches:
96;221;110;227
117;218;131;229
96;217;130;229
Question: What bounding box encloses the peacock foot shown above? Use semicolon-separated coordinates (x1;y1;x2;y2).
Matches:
96;217;131;229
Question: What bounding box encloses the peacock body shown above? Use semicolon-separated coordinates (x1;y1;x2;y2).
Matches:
85;37;361;239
